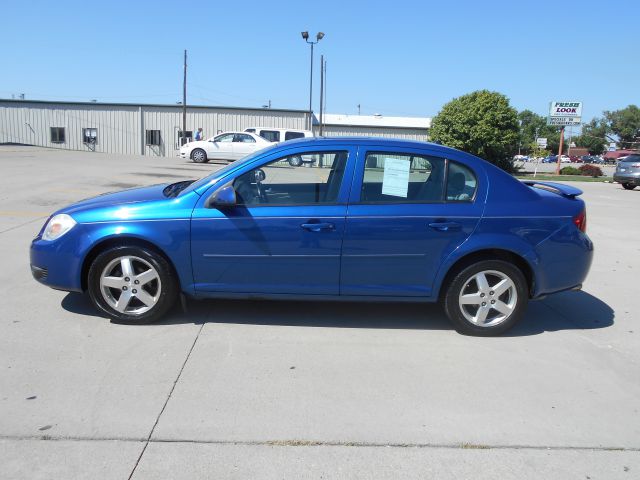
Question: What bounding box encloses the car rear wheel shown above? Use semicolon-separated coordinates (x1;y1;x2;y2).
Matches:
622;183;636;190
191;148;208;163
87;246;177;324
288;155;303;167
443;260;528;336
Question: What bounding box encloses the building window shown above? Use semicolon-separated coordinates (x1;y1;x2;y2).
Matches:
177;130;192;146
82;128;98;145
146;130;161;146
50;127;65;143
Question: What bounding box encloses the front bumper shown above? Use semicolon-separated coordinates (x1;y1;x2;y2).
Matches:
30;232;85;293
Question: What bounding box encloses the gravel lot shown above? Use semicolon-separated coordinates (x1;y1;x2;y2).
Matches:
1;146;639;479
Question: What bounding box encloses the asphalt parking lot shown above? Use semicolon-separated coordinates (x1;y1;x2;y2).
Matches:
1;146;639;479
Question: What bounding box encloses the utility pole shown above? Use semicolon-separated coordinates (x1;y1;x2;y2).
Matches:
319;55;324;136
555;127;565;175
357;104;361;115
182;50;187;146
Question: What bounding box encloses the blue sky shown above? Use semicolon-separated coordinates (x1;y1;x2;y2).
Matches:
1;0;638;121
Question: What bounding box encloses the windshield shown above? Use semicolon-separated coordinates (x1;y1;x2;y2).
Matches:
179;144;278;196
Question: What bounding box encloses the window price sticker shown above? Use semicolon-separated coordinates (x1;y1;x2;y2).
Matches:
382;157;410;197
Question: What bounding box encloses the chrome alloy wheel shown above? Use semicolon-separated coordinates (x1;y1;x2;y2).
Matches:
191;149;206;162
458;270;517;327
99;256;162;315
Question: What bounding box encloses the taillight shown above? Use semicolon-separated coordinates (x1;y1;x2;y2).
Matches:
573;209;587;233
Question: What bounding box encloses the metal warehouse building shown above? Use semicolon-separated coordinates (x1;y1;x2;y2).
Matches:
321;113;430;140
0;99;431;157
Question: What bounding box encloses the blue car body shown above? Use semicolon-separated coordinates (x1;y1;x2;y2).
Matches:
31;138;593;307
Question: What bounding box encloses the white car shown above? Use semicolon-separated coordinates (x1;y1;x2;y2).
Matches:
180;131;271;163
559;155;572;163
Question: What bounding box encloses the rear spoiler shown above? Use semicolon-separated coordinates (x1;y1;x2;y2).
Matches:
521;180;583;198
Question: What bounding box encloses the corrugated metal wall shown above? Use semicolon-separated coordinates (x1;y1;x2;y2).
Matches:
321;125;428;141
0;101;308;157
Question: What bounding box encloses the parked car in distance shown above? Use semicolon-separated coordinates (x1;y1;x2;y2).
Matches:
244;127;313;143
559;155;571;163
542;155;557;163
30;137;593;336
614;154;640;190
569;155;582;163
180;131;271;163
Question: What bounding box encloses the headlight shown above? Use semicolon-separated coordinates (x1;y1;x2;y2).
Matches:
42;214;77;241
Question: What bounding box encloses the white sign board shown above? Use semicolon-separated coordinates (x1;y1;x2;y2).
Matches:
549;101;582;118
548;101;582;126
381;157;410;198
536;137;547;148
548;116;582;126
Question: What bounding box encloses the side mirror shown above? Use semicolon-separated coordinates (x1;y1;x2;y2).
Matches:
207;185;236;208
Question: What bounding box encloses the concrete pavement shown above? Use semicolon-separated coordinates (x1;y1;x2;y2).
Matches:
1;146;638;479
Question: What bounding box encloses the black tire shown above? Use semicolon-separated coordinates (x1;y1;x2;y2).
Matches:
87;246;178;324
622;183;636;190
443;260;528;336
288;155;303;167
191;148;209;163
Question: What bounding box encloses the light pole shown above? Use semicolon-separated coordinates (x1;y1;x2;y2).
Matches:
301;31;324;131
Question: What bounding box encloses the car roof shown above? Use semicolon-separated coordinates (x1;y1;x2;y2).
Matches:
245;127;311;133
279;136;476;159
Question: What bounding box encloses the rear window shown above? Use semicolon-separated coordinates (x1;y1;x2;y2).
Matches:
285;131;305;141
620;155;640;163
259;130;280;142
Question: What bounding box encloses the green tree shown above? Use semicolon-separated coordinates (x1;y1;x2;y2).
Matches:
517;110;561;154
573;118;608;155
431;90;519;171
604;105;640;148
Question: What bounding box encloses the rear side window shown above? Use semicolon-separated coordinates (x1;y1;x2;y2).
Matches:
360;152;446;203
259;130;280;142
285;131;305;141
446;161;477;201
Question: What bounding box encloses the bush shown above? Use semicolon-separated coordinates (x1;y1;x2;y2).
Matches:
560;166;581;175
578;164;604;177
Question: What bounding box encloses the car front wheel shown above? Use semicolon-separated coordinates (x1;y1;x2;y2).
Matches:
191;148;208;163
443;260;528;336
622;183;636;190
87;246;177;324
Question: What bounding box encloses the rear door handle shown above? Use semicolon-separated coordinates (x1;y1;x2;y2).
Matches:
301;222;335;232
428;222;462;232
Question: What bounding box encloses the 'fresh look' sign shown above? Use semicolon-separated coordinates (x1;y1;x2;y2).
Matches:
548;101;582;126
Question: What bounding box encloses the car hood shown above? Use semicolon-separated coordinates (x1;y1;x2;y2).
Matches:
59;183;170;215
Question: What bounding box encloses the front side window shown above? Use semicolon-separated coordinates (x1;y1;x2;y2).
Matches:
214;133;234;143
360;152;446;203
234;134;256;143
232;151;348;206
50;127;65;143
259;130;280;142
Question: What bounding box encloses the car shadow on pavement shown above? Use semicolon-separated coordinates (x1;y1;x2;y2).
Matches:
61;289;613;336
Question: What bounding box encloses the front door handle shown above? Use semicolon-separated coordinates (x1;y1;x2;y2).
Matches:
301;222;335;232
428;221;462;232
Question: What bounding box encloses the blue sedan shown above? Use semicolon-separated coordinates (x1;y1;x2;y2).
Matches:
30;138;593;336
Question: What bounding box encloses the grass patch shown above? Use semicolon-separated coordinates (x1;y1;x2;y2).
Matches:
515;174;611;183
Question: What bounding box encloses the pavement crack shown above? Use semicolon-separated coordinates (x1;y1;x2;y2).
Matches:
127;322;205;480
